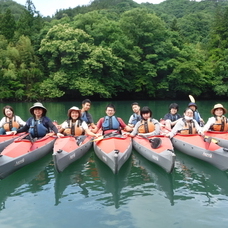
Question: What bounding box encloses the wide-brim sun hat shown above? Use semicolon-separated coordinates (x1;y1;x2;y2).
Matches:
30;102;47;115
188;102;197;109
211;103;227;115
68;106;81;117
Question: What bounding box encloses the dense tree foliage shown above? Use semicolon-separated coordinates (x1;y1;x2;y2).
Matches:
0;0;228;101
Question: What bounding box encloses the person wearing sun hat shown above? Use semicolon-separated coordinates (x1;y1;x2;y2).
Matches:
12;102;60;138
58;106;101;139
188;102;204;126
203;103;228;132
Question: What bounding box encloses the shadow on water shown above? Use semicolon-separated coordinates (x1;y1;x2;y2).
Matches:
132;150;174;206
93;152;132;209
0;154;53;211
175;149;228;199
54;150;92;206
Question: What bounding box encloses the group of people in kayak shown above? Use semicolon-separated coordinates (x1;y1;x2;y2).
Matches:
165;103;228;138
0;99;228;141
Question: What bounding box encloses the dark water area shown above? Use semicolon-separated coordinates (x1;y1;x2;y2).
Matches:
0;100;228;228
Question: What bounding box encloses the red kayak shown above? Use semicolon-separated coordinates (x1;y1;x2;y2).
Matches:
53;135;93;173
0;133;25;152
0;133;56;179
133;135;175;173
172;134;228;171
93;132;132;174
204;131;228;148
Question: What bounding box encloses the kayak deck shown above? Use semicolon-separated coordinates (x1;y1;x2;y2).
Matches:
0;133;25;153
53;135;93;172
133;135;175;173
172;134;228;171
94;135;132;174
205;131;228;148
0;134;56;179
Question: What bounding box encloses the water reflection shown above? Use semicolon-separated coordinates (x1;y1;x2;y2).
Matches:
132;150;174;205
94;153;132;209
0;154;52;211
175;150;228;204
54;151;92;205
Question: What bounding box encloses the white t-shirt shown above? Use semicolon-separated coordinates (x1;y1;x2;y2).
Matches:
61;120;88;130
0;115;26;128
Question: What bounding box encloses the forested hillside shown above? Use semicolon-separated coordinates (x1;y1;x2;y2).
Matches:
0;0;228;101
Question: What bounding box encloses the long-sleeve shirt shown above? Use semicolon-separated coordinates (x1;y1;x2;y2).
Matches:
203;117;218;132
168;118;202;138
0;115;25;128
17;116;58;134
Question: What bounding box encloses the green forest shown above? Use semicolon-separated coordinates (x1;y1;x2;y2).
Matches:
0;0;228;101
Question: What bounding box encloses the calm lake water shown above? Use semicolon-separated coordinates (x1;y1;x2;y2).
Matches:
0;100;228;228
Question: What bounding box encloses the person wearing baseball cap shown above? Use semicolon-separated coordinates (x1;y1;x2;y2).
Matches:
188;102;204;126
203;103;228;132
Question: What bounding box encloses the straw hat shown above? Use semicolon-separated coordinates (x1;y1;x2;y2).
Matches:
30;102;47;115
67;106;81;117
211;104;227;115
188;102;197;109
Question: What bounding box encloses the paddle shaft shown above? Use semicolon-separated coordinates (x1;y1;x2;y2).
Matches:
139;134;162;149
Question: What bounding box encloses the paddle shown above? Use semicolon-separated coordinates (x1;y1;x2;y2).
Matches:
189;94;195;103
188;95;204;127
92;131;120;142
139;135;162;149
92;135;105;142
28;133;35;143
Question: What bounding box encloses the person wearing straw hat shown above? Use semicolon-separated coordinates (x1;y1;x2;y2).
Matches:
12;102;60;138
203;104;228;132
58;106;100;138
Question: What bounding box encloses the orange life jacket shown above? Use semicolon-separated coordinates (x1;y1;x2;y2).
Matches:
211;116;228;132
179;119;197;135
63;120;84;136
138;118;155;133
3;117;20;131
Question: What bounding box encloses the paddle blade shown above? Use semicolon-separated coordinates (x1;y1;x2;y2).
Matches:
92;135;104;142
188;95;195;103
149;137;162;149
77;135;87;146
